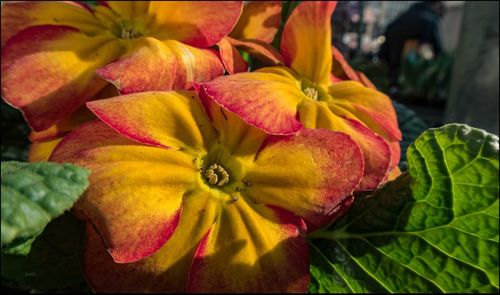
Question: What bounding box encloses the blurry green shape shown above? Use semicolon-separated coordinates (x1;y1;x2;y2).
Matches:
81;0;98;7
398;51;454;106
350;56;391;93
309;124;499;293
1;161;90;253
271;1;300;49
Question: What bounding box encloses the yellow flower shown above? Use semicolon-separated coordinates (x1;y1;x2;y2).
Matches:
197;1;402;190
51;90;364;292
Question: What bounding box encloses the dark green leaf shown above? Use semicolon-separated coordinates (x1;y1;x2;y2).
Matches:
309;124;499;292
1;213;90;292
393;101;429;170
1;161;90;253
1;100;30;162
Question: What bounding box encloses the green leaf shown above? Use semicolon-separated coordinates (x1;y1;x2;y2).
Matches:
1;161;90;253
1;213;90;292
308;124;499;292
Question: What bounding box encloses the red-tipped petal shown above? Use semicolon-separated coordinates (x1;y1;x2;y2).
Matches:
198;69;304;135
1;25;123;131
86;90;217;152
196;87;267;156
331;45;377;89
97;38;224;94
328;81;402;142
51;121;197;263
228;36;284;65
245;128;364;227
83;190;220;292
148;1;243;48
1;1;102;46
298;100;392;191
218;37;248;74
281;1;336;85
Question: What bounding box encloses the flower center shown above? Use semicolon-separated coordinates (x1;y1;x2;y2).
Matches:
107;18;145;40
303;87;319;100
204;164;230;187
119;22;143;39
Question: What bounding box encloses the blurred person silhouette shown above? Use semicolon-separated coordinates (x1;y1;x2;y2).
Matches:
379;1;445;86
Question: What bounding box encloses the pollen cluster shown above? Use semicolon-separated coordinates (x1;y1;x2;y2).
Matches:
204;164;230;186
303;87;319;100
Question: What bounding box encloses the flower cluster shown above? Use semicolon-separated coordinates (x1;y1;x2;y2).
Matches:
1;1;401;292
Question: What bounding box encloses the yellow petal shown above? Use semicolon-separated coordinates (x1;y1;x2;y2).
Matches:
83;190;220;292
244;128;364;227
1;25;123;131
230;1;282;43
196;90;266;158
327;81;402;141
148;1;243;47
28;138;63;162
280;1;336;85
197;68;304;135
51;120;198;263
1;1;103;46
298;100;392;190
87;90;217;153
187;199;309;292
103;1;150;19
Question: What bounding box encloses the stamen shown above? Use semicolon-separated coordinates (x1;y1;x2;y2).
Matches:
121;27;141;39
204;164;229;186
304;87;319;100
119;21;142;40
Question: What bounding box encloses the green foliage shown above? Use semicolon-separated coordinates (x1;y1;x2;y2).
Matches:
1;161;90;253
350;57;391;93
1;213;90;293
271;1;300;49
308;124;499;292
398;52;454;106
0;101;30;162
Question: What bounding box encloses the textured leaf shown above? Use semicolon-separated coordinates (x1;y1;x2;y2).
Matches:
1;161;90;252
1;213;90;292
309;124;499;292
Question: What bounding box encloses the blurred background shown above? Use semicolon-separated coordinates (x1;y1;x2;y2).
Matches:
330;1;498;132
327;0;499;168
